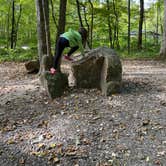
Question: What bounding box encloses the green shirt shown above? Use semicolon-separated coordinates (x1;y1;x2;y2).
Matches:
60;29;84;55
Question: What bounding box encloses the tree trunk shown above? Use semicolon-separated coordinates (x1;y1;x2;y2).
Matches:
14;4;22;48
138;0;144;49
11;0;15;49
82;3;91;49
88;0;94;49
55;0;67;44
6;2;11;49
54;0;67;71
50;0;58;29
159;0;166;58
106;0;113;48
112;0;120;49
128;0;131;54
35;0;47;62
76;0;83;27
144;12;147;48
156;2;159;45
42;0;51;57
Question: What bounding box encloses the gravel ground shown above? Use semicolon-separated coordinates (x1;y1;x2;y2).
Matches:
0;60;166;166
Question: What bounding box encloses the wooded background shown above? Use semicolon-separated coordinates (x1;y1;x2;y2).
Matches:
0;0;165;61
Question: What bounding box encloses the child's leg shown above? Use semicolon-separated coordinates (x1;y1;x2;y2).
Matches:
67;46;79;56
53;37;69;69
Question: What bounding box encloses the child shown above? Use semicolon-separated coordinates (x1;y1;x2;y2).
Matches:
50;27;88;74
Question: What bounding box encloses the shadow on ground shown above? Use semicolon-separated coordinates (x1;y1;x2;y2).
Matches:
121;79;161;94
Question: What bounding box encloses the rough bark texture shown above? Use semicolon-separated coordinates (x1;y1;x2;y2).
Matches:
35;0;47;62
160;0;166;58
70;47;122;95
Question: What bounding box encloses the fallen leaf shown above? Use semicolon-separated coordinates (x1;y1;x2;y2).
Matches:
155;160;161;165
111;152;117;157
65;146;77;156
146;156;150;162
43;133;53;139
37;120;48;128
53;157;60;163
65;151;77;156
31;135;44;144
19;157;25;164
142;119;150;126
7;139;16;144
49;143;56;148
31;151;48;157
37;143;45;149
82;138;91;145
93;116;101;120
157;151;165;156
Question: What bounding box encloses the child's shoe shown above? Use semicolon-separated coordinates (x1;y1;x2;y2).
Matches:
64;55;73;61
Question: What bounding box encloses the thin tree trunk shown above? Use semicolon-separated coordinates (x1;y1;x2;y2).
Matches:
88;0;94;49
113;0;120;48
106;0;113;48
56;0;67;44
156;2;159;45
11;0;15;49
159;0;166;58
50;0;58;29
144;13;147;48
82;3;90;48
42;0;51;57
128;0;130;54
76;0;83;27
14;4;22;48
6;2;11;49
55;0;67;71
138;0;144;49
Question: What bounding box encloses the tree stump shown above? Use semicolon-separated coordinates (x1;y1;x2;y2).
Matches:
70;47;122;95
40;71;68;99
40;55;68;99
25;60;40;74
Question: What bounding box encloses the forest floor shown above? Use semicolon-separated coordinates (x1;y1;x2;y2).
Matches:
0;60;166;166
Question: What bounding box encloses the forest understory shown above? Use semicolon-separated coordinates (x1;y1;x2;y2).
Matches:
0;60;166;166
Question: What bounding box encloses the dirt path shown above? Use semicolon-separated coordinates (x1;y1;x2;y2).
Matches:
0;60;166;166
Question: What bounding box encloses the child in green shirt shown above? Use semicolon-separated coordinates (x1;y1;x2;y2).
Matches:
50;27;87;74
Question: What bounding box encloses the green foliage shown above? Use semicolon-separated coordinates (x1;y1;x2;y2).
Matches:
0;47;37;62
0;0;164;61
117;44;160;59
